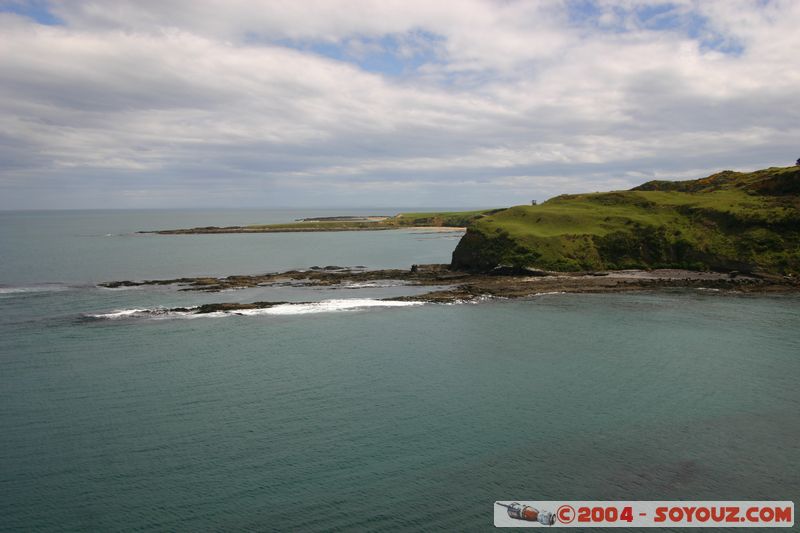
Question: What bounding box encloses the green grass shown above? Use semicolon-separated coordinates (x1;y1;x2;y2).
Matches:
240;209;497;231
243;221;387;230
391;209;498;227
452;166;800;274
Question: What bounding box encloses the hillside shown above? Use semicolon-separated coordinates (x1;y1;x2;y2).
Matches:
451;166;800;275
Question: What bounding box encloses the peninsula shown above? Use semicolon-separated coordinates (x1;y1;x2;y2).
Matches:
105;166;800;314
146;165;799;278
143;210;493;234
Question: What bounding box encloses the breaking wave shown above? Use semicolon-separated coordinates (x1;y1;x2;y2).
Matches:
0;285;69;296
84;307;192;320
236;299;422;315
338;281;410;289
85;299;423;320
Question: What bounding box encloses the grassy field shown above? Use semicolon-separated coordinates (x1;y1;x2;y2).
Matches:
390;209;500;227
239;209;497;230
242;221;391;230
155;209;498;233
452;166;800;274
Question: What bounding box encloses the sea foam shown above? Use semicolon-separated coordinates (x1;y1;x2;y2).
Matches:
86;299;423;320
0;285;69;296
235;299;423;316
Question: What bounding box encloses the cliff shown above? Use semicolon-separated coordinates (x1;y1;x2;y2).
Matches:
451;166;800;275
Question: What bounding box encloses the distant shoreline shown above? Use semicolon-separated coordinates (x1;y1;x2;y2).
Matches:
140;225;467;234
142;226;396;234
138;209;487;234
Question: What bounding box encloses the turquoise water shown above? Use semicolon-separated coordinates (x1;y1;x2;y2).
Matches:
1;211;798;531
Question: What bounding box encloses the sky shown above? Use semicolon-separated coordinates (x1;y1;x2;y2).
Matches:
0;0;798;209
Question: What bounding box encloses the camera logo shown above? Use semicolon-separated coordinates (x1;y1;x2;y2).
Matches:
496;502;556;526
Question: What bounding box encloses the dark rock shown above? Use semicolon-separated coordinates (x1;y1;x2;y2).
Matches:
194;301;288;314
99;280;141;288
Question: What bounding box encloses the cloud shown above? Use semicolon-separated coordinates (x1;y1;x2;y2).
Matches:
0;0;798;208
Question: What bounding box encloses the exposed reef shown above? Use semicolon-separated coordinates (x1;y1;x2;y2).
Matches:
99;264;468;292
100;264;799;315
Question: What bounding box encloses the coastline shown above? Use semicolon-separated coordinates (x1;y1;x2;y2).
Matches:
99;264;800;314
137;210;483;234
141;225;467;234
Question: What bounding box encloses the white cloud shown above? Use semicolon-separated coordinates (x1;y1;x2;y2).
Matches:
0;0;798;208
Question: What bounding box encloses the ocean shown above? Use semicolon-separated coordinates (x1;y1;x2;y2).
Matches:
1;209;798;531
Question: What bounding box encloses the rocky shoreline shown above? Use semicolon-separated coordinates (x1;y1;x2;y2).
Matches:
99;264;799;314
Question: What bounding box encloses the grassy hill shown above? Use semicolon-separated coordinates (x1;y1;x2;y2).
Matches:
451;166;800;275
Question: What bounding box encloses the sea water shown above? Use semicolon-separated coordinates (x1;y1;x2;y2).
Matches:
1;210;798;531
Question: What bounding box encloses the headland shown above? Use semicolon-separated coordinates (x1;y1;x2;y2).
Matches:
122;165;800;313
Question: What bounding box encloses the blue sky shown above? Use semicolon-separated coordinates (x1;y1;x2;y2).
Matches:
0;0;60;24
0;0;797;209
